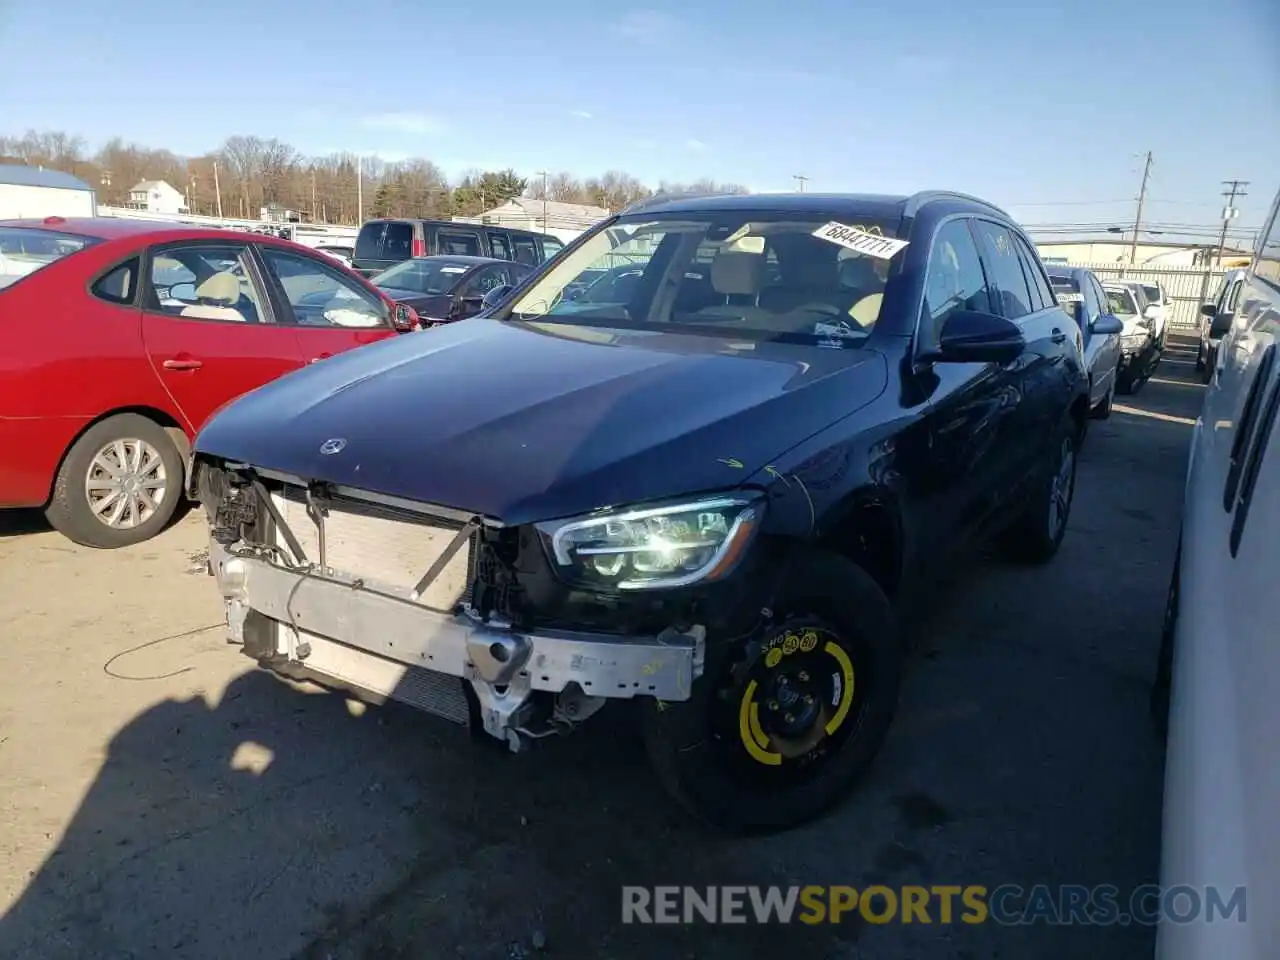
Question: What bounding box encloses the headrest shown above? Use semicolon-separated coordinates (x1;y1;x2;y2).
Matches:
195;272;240;305
838;255;881;289
710;251;765;297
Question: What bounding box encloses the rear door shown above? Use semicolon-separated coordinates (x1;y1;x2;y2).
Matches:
255;245;397;364
139;240;305;433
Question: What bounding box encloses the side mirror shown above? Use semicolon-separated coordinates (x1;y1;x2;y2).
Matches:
1092;314;1124;336
1200;302;1218;318
932;310;1026;364
1210;313;1234;338
480;284;514;312
391;303;417;332
1143;305;1161;321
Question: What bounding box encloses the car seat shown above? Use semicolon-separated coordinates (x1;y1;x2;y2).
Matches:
179;272;249;323
692;250;768;324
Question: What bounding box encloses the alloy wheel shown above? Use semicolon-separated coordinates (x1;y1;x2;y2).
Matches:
84;438;168;529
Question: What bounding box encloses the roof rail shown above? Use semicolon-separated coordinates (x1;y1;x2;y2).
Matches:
903;190;1010;219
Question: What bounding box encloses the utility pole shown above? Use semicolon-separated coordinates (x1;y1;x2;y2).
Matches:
1216;179;1249;267
793;174;809;193
356;155;363;223
536;170;549;230
311;169;317;222
212;161;223;218
1128;151;1153;267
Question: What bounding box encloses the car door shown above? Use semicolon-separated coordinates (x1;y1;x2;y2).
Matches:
255;245;397;364
452;263;515;320
1086;274;1121;402
139;240;305;434
910;216;1024;548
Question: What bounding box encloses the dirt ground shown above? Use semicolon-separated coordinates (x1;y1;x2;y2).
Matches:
0;338;1207;960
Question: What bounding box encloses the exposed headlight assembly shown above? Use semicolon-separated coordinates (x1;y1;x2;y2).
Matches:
537;495;763;590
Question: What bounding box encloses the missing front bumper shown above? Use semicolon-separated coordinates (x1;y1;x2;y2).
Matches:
211;541;705;747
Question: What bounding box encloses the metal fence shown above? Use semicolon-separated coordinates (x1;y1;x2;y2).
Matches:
1062;262;1226;331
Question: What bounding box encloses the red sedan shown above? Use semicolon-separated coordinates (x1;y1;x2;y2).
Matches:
0;217;416;547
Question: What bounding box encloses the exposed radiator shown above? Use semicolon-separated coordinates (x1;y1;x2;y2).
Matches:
270;487;473;612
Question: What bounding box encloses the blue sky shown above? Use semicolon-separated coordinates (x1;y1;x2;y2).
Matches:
1;0;1277;236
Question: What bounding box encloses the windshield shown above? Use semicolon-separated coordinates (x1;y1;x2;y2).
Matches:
504;212;901;346
373;258;470;295
0;227;97;290
1105;288;1138;316
1141;283;1161;303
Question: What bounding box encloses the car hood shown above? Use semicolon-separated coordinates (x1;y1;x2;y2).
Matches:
194;318;888;525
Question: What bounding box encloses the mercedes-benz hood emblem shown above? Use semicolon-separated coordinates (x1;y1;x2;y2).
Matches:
319;438;347;455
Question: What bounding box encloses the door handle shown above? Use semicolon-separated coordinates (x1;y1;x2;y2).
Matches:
1051;328;1067;343
163;358;203;371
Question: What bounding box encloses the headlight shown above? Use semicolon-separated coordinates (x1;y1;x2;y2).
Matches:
536;495;762;590
1122;333;1149;350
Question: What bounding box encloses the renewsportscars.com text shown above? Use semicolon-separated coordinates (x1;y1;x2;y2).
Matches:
621;884;1247;926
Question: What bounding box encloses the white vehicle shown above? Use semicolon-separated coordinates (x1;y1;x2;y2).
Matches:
1152;183;1280;960
315;244;354;268
1102;280;1159;393
1121;279;1171;348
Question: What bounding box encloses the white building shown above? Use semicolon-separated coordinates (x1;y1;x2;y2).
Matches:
1034;238;1253;268
479;197;610;243
0;165;97;219
127;179;187;215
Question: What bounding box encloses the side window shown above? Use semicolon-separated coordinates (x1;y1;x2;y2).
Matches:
437;231;481;256
1013;234;1055;312
382;223;413;260
92;257;139;305
921;219;991;345
541;236;564;260
460;265;510;297
487;232;512;260
1090;277;1109;315
511;235;539;266
1225;278;1244;313
146;244;264;324
972;221;1033;319
259;248;388;329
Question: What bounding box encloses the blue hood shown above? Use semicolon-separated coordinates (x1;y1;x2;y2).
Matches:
194;318;888;524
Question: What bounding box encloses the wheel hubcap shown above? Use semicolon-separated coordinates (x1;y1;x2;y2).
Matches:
1048;437;1074;538
85;438;167;529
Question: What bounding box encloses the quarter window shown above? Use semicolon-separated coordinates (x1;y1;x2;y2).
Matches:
260;249;387;328
146;244;264;323
92;257;139;305
973;221;1033;319
921;219;992;345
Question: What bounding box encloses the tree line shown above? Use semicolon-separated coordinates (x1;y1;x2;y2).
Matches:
0;129;749;225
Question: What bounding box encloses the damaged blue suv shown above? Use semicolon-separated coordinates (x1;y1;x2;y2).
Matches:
192;190;1089;833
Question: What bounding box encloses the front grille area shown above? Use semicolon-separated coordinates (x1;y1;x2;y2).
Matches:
271;487;474;612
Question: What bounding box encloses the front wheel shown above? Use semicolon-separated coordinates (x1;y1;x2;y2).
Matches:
45;414;184;548
642;551;902;834
1001;418;1078;564
1091;378;1115;420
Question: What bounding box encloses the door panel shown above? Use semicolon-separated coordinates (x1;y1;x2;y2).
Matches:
140;242;305;433
256;246;397;364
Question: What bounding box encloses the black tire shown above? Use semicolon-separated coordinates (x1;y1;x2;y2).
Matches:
45;414;185;548
1194;341;1205;371
1090;379;1114;420
1001;416;1078;564
1201;348;1214;384
642;551;902;834
1150;540;1180;739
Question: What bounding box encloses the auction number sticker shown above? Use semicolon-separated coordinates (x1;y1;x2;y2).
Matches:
812;222;910;260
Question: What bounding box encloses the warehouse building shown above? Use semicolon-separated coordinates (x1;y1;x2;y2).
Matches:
0;165;98;219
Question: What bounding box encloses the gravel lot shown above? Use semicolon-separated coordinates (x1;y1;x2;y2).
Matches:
0;338;1205;960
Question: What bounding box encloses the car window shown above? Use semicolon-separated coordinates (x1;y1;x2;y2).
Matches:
92;258;139;305
1049;275;1085;328
437;231;481;256
460;265;511;297
488;232;512;260
146;244;265;323
542;236;564;260
354;222;384;260
511;235;540;265
372;258;471;296
972;221;1032;319
260;248;387;328
1142;283;1161;304
1013;233;1055;311
922;219;991;344
0;227;98;290
1091;277;1109;315
507;212;903;345
1256;198;1280;290
1225;278;1244;313
381;223;413;261
1104;287;1138;316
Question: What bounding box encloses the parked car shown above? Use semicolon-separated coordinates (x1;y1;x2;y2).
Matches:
192;190;1090;833
369;255;535;326
1120;279;1171;349
0;216;417;548
1102;280;1159;393
351;218;563;279
1047;267;1125;419
315;244;354;268
1152;184;1280;960
1197;267;1249;383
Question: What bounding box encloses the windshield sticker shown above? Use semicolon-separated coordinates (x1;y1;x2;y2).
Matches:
1056;292;1083;304
439;266;467;273
812;222;909;260
813;320;860;339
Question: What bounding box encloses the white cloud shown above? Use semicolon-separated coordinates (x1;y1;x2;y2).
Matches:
570;109;593;120
613;10;680;43
685;138;708;152
359;112;445;136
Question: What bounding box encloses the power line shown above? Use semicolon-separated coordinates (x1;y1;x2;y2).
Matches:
793;174;809;193
1216;179;1249;267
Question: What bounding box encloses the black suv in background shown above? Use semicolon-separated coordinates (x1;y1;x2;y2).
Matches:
194;190;1090;832
351;218;564;278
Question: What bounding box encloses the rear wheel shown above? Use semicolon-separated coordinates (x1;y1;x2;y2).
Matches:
1002;417;1077;564
1091;377;1115;420
1195;340;1205;371
45;414;184;548
642;551;902;834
